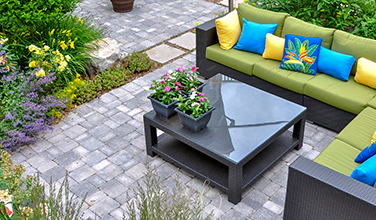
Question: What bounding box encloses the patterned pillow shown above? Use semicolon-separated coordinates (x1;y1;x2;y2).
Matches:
280;34;323;75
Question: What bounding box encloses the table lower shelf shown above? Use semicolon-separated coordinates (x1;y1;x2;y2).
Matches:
151;130;299;195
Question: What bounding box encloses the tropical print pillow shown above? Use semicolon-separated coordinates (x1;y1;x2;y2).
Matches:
280;34;323;75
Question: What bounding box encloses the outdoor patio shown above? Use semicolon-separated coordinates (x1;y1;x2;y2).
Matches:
11;0;337;219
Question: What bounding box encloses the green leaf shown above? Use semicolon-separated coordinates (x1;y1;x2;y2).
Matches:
288;39;296;51
294;38;301;53
307;44;319;57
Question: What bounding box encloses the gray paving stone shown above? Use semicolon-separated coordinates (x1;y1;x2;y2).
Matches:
71;181;98;199
100;179;127;198
30;139;52;153
105;136;129;151
146;44;185;64
82;150;107;166
54;138;79;153
242;189;270;210
113;123;136;136
220;209;250;220
89;196;119;218
88;124;111;138
108;150;133;165
169;32;196;50
106;100;123;109
110;112;131;124
41;166;66;182
251;207;282;220
86;112;107;125
87;175;106;188
80;136;104;151
97;164;123;181
54;151;81;167
69;165;96;182
270;187;287;207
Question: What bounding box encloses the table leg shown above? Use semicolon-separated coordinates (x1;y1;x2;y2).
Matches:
144;119;157;157
228;164;242;204
293;118;305;150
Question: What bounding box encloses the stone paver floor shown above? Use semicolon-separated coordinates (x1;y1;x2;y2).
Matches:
12;0;337;219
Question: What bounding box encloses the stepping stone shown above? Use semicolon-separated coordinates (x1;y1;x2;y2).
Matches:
220;0;244;7
169;32;196;50
146;44;185;64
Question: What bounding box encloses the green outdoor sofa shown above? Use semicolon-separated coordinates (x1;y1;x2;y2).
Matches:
196;3;376;219
197;3;376;133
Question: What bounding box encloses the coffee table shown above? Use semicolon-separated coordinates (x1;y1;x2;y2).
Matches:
143;74;306;204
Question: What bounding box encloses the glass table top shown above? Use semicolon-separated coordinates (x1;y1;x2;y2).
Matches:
146;74;307;163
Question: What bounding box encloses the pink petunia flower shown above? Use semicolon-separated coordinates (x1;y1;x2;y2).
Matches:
198;93;204;96
161;80;165;84
165;86;171;92
163;72;168;75
174;81;182;87
199;97;207;102
192;66;197;72
189;76;194;82
176;87;180;91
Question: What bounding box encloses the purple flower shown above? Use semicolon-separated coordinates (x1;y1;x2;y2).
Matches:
9;91;14;94
165;86;171;92
5;113;14;120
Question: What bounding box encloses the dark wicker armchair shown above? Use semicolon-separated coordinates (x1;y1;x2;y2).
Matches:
284;156;376;220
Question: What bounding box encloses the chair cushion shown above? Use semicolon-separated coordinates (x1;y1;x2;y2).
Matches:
304;75;376;114
215;10;241;50
318;46;356;81
263;33;285;61
253;59;316;94
206;43;264;76
351;154;376;186
331;30;376;75
237;3;288;37
280;34;322;75
354;57;376;89
233;18;278;55
336;107;376;151
368;97;376;109
281;16;335;49
314;139;361;177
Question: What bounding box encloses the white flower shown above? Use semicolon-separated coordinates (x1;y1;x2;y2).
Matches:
191;102;200;108
168;70;173;74
190;93;196;99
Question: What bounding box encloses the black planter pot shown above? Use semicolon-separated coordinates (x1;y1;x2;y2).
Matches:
148;96;178;118
174;107;216;132
181;82;206;96
110;0;135;13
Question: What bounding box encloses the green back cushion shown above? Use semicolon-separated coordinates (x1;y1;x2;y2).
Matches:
281;17;335;49
237;3;288;37
206;43;264;76
332;30;376;75
314;139;360;177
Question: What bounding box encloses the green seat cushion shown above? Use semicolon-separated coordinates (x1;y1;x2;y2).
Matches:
237;3;288;37
206;43;264;76
253;59;316;94
368;97;376;109
281;17;335;49
314;139;360;177
304;74;376;114
336;107;376;151
332;30;376;75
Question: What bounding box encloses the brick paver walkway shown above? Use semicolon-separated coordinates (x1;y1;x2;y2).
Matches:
12;0;337;219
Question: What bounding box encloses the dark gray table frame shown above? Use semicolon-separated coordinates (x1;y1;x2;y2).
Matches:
144;110;306;204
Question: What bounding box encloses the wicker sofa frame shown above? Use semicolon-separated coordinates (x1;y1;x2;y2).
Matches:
196;18;356;133
284;156;376;220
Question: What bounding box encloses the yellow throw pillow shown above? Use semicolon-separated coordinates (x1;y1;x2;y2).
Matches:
262;33;285;61
355;57;376;89
372;130;376;144
215;10;241;50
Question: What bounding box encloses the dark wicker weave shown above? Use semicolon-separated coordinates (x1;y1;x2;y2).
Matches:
284;156;376;220
196;18;356;133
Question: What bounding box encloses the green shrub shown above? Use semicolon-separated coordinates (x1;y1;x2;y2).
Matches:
246;0;376;39
123;51;152;73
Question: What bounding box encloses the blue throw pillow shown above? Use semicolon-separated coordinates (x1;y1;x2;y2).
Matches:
280;34;323;75
355;142;376;163
233;18;278;55
318;47;356;81
351;154;376;186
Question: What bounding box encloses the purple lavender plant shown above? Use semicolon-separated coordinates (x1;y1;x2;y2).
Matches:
0;45;66;152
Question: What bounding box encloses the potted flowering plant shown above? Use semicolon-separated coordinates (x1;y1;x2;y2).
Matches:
170;66;205;95
148;72;184;118
174;89;215;132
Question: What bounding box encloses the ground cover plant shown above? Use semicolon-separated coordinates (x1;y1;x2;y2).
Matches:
0;149;87;219
246;0;376;39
